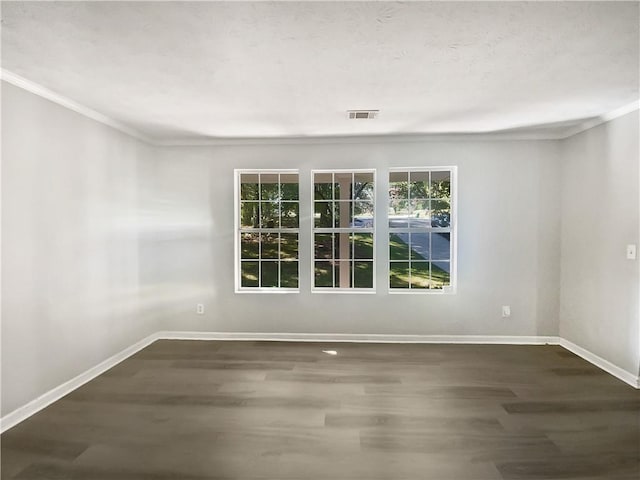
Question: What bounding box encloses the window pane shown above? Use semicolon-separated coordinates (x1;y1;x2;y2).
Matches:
352;233;373;259
409;171;429;199
334;172;352;200
354;172;374;200
314;202;333;228
331;180;343;200
432;261;451;288
240;202;259;228
280;174;299;200
389;233;410;260
410;262;430;289
334;260;350;288
353;201;374;228
280;202;299;228
261;261;279;287
353;261;373;288
240;233;260;259
431;199;451;229
240;174;259;200
390;262;410;289
260;174;279;201
409;199;430;228
314;173;333;200
261;201;279;228
431;198;450;212
432;233;451;261
389;172;409;201
280;261;299;288
280;233;298;259
389;200;409;228
241;261;259;287
410;232;430;260
431;211;451;228
261;233;279;259
389;171;408;183
335;232;349;261
335;201;352;228
314;234;333;259
430;171;451;198
409;199;429;215
315;261;333;287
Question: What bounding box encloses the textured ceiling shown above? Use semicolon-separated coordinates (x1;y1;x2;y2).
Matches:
1;1;639;141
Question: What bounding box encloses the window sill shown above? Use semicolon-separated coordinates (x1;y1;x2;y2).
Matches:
388;288;456;295
311;288;377;294
235;288;300;294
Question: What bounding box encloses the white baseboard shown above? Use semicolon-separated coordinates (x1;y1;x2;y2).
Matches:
158;330;560;345
0;332;161;434
558;338;640;389
2;331;637;433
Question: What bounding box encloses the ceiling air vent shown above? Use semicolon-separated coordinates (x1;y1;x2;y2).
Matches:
347;110;379;119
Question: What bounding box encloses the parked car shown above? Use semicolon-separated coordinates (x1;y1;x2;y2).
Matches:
431;212;450;227
352;217;374;228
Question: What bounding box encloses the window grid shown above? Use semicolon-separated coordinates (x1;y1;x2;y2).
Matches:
312;170;375;292
237;170;299;292
389;168;455;292
312;233;375;288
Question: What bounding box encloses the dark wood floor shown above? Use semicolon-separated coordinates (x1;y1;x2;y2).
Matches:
2;340;639;479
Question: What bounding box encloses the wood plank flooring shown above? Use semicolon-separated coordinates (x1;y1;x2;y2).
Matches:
2;341;639;479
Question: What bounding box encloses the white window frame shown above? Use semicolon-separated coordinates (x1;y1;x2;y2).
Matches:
234;169;300;294
311;169;377;294
388;166;457;294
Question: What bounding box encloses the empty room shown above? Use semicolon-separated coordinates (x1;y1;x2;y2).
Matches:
1;1;639;479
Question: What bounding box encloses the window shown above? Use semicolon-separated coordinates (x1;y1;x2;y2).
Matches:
236;170;299;292
388;168;456;292
312;170;375;291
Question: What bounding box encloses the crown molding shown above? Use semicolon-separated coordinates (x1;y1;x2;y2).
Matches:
154;130;567;147
2;68;637;146
0;69;153;144
0;69;567;145
561;100;640;139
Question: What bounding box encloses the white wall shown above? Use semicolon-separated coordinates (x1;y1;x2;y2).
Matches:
1;82;156;415
560;111;640;377
139;140;561;338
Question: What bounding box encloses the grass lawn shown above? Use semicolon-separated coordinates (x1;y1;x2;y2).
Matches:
241;233;299;288
389;233;449;289
240;232;448;289
314;233;374;288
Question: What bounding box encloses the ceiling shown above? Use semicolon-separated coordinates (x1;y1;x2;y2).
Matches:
1;1;639;142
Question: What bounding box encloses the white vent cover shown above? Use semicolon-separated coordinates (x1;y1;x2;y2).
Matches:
347;110;379;119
